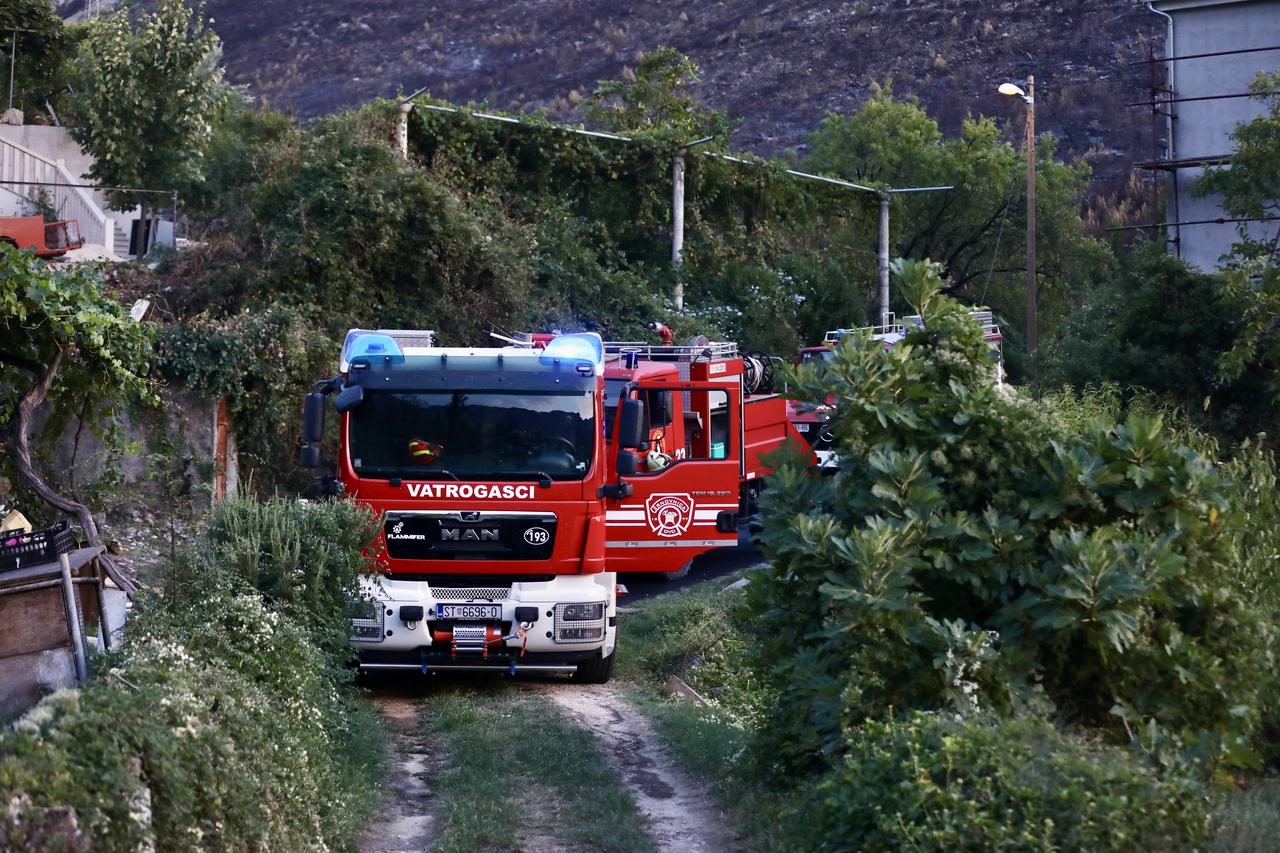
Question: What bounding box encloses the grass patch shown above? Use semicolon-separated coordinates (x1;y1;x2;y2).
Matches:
1215;778;1280;852
424;682;654;853
616;570;786;847
618;569;760;717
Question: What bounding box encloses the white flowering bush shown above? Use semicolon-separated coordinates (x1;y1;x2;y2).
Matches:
0;498;384;851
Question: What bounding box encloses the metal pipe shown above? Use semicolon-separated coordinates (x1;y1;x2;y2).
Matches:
414;102;636;143
0;578;62;595
1025;75;1037;374
878;194;890;325
0;179;176;194
358;662;580;673
1107;216;1279;231
1130;43;1280;65
1127;91;1279;107
8;31;15;113
886;185;956;194
58;552;89;682
1146;2;1180;257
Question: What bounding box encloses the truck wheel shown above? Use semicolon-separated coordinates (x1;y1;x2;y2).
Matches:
572;648;615;684
663;559;693;582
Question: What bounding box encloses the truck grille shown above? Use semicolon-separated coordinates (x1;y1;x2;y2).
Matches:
429;586;511;602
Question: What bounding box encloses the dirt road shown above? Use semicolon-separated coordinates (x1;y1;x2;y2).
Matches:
531;682;735;852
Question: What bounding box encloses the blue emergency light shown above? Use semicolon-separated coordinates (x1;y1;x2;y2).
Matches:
342;331;402;365
540;333;603;373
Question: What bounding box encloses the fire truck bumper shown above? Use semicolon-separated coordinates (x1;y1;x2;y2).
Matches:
349;572;618;666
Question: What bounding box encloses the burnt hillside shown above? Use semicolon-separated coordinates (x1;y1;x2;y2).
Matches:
143;1;1164;184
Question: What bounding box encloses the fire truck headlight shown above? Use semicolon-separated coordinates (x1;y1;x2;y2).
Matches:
553;602;606;643
349;597;385;643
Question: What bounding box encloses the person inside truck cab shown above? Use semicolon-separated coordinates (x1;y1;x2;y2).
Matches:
407;438;443;465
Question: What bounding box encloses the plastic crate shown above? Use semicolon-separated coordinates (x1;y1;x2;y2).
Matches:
0;520;76;572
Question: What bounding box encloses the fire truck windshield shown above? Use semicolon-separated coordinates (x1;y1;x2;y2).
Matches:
348;390;595;481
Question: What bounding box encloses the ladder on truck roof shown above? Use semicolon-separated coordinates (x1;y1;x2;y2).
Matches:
601;340;739;362
492;331;739;361
826;311;1002;345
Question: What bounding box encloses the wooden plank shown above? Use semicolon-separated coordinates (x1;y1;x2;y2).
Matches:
0;648;76;720
0;587;71;658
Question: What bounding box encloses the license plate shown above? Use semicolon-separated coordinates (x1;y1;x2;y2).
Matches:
436;603;501;621
795;423;810;432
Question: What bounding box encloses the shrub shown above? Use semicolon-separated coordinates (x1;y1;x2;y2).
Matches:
749;260;1273;774
0;496;384;851
788;713;1209;852
173;494;381;662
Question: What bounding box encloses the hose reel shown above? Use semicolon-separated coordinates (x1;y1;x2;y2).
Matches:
742;351;777;395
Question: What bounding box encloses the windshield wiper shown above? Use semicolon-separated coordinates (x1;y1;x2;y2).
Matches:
506;470;554;488
418;469;460;481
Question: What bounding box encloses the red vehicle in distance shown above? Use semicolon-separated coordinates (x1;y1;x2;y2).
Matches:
0;215;83;259
786;311;1004;468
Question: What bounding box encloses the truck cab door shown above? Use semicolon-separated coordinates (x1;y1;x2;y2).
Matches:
604;381;741;574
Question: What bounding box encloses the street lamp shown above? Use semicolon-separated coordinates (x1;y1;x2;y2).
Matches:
999;75;1036;375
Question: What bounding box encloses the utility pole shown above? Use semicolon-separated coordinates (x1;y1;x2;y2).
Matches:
999;74;1038;375
672;148;686;310
1024;75;1037;373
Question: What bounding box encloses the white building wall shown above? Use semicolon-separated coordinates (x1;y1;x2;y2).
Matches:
1154;0;1280;271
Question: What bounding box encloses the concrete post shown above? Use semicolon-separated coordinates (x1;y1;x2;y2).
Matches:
878;194;890;326
397;102;413;160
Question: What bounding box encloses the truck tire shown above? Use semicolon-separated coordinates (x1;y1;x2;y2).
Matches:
572;648;615;684
663;559;693;582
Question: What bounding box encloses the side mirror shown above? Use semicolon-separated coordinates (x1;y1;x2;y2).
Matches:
616;450;638;478
302;392;326;443
617;398;645;449
333;383;364;413
299;444;321;469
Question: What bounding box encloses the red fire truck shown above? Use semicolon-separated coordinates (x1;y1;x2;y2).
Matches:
786;311;1004;467
300;328;810;682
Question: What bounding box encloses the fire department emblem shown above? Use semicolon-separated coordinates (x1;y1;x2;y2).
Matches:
646;493;695;538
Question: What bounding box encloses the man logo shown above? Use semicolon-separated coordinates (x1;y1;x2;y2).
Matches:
392;521;404;535
645;493;695;538
441;528;499;542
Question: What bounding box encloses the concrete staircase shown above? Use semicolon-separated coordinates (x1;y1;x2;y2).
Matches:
0;135;116;256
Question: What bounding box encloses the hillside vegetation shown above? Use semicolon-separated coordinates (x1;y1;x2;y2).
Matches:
167;0;1158;187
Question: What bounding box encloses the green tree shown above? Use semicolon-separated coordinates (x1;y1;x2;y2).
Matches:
586;46;736;142
68;0;227;250
750;258;1270;775
0;0;71;118
805;88;1112;376
1037;242;1273;439
1195;72;1280;396
0;244;153;587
